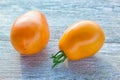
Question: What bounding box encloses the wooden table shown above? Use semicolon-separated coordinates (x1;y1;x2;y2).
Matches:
0;0;120;80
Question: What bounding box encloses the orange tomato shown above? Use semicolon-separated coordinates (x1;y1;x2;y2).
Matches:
51;20;105;68
10;11;50;55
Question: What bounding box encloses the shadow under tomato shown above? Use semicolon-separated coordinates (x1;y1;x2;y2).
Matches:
65;55;120;80
68;56;100;74
20;49;49;68
20;47;50;79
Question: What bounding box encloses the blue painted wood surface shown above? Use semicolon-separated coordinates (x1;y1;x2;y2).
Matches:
0;0;120;80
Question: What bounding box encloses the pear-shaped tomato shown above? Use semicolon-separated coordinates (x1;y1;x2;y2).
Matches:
10;11;50;55
51;20;105;68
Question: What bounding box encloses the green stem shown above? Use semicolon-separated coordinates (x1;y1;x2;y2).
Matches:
51;50;67;68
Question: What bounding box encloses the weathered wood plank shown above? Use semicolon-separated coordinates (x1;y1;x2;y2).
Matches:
0;0;120;11
1;25;120;43
0;0;120;26
1;41;120;57
0;0;120;42
0;41;120;80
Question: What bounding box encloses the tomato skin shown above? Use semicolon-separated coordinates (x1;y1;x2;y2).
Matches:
10;11;50;55
59;20;105;60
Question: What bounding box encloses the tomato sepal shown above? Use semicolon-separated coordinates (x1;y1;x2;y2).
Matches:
51;51;67;68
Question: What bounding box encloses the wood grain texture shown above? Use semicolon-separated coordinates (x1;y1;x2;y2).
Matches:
0;0;120;42
0;0;120;80
0;41;120;80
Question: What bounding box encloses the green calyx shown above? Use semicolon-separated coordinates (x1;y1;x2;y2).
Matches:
51;50;67;68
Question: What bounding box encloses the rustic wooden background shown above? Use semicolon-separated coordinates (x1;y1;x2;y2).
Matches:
0;0;120;80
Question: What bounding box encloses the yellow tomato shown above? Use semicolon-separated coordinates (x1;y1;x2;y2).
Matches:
51;20;105;68
10;11;50;55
